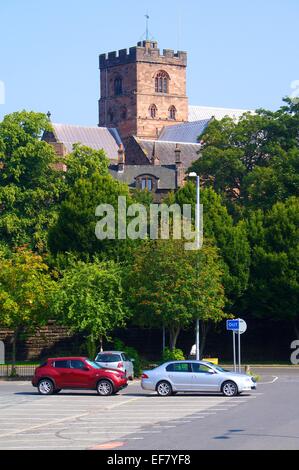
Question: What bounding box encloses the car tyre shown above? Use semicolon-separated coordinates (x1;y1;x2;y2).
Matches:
38;379;55;395
97;379;114;396
156;381;172;397
221;380;238;397
54;389;62;394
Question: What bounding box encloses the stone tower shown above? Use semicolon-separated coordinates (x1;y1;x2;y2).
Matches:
98;40;188;140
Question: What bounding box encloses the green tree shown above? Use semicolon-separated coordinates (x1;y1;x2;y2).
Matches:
0;111;65;252
52;259;129;356
127;239;227;353
191;101;299;212
0;248;57;367
64;143;109;186
48;173;133;260
174;183;250;306
246;197;299;337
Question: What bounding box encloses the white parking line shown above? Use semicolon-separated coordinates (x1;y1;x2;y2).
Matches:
259;376;278;384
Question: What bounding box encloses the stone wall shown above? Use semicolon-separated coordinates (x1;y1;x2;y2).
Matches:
99;41;188;140
0;322;84;362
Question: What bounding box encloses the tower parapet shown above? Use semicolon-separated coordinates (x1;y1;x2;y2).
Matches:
99;41;187;70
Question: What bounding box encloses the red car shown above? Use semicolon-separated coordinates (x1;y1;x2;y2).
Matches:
32;357;128;396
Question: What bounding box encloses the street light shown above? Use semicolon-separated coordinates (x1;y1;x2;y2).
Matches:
188;172;200;361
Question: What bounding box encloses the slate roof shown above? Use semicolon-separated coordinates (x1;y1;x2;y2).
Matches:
49;123;122;161
188;105;252;122
158;119;211;143
109;164;177;190
138;139;201;168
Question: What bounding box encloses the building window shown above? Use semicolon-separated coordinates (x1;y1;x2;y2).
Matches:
114;76;123;96
149;104;157;119
141;176;153;191
169;106;177;120
108;109;114;123
155;71;169;93
120;106;127;120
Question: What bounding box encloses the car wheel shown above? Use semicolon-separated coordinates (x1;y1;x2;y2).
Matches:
97;380;113;396
222;381;238;397
156;381;172;397
38;379;54;395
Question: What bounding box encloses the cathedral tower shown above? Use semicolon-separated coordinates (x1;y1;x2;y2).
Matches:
98;40;188;140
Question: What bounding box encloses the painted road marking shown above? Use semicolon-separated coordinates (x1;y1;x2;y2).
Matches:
259;376;278;384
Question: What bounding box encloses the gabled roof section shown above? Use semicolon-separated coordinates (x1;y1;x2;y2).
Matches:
158;119;211;143
138;139;201;168
189;105;253;122
109;164;177;190
49;123;122;161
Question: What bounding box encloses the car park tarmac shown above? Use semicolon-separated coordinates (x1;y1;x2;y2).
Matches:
0;367;298;450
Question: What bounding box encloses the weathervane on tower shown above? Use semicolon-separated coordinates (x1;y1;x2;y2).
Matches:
145;13;150;41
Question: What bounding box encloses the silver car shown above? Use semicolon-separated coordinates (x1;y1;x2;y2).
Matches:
95;351;134;380
141;360;256;397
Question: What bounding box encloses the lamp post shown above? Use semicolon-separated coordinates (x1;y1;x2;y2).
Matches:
189;172;200;361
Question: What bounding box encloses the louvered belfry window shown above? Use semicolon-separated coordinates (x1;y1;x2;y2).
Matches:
155;71;169;93
169;106;177;120
149;104;157;119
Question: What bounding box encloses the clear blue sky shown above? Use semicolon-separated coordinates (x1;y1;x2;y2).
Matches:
0;0;298;125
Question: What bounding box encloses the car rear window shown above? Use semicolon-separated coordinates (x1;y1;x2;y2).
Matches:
166;363;192;372
54;360;70;369
96;354;121;362
70;360;86;369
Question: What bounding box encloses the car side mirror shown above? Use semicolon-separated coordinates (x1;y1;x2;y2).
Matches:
83;367;89;371
208;369;215;374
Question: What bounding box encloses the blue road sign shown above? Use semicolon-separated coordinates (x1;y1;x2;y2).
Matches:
226;319;239;331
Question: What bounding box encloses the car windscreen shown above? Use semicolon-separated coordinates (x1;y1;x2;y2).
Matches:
96;354;121;363
204;362;229;372
85;360;102;369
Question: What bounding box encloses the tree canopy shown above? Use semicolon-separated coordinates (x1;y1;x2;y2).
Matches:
126;239;227;351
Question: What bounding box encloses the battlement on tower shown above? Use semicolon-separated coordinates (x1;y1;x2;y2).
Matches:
99;41;187;69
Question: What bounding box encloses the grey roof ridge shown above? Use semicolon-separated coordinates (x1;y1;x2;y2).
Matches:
139;138;202;146
52;122;118;131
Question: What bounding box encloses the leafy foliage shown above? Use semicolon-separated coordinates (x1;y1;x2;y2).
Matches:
174;184;250;305
162;347;185;362
191;101;299;212
245;197;299;336
52;259;130;352
0;111;66;252
127;239;227;350
0;248;57;364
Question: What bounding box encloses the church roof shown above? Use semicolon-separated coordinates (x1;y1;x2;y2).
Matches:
49;123;122;161
137;139;201;168
188;105;252;122
158;119;211;143
109;164;177;190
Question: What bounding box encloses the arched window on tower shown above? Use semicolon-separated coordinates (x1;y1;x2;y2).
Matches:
155;71;170;93
108;109;114;123
169;105;177;120
120;106;127;120
114;76;123;96
149;104;157;119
